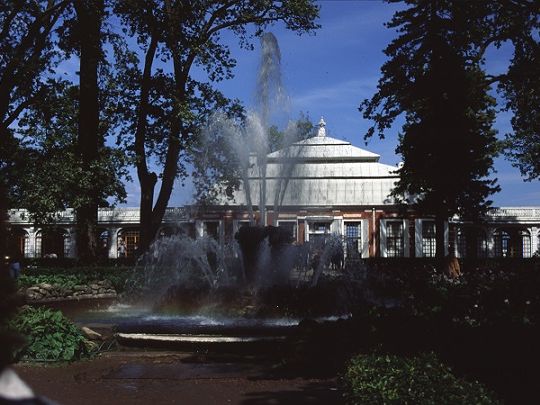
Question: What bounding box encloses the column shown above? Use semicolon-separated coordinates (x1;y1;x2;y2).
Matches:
486;227;495;258
109;227;120;258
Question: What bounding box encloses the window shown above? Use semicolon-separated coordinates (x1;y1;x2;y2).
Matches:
422;221;436;257
120;229;140;258
387;221;404;257
456;228;466;258
98;230;110;258
477;231;488;258
308;221;331;249
345;222;362;259
8;228;29;258
203;221;220;240
37;228;68;258
277;221;297;241
456;228;487;258
493;229;531;258
521;230;531;258
494;229;511;257
312;222;330;233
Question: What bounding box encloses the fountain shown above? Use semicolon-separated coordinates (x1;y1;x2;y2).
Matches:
84;33;353;349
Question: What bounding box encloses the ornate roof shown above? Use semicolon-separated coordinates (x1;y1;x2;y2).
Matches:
221;118;400;207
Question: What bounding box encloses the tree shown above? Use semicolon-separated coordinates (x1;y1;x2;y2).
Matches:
0;1;69;245
71;0;106;262
114;0;319;252
501;33;540;180
481;0;540;180
2;2;127;261
360;1;500;258
12;80;126;224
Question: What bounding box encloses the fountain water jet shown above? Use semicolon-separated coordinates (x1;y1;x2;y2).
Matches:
109;33;352;347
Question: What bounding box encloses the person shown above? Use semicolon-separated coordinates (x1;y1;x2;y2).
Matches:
117;239;127;259
100;239;109;260
8;253;22;280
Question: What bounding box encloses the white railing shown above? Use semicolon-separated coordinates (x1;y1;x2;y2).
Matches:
8;207;190;225
486;207;540;219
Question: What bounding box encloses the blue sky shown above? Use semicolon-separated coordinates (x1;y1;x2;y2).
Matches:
123;0;538;208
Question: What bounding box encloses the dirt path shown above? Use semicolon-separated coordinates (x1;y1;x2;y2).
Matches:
15;351;343;405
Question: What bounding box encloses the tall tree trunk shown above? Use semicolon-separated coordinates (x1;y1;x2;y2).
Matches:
136;2;189;253
138;172;157;253
74;0;103;263
0;179;7;268
134;28;159;254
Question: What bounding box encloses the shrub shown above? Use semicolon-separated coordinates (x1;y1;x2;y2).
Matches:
19;266;131;293
9;306;94;362
343;353;500;405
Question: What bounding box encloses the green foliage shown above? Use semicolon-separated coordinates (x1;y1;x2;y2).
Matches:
0;270;24;368
358;259;540;327
343;353;500;405
18;266;131;293
9;306;93;362
362;0;539;186
12;78;128;223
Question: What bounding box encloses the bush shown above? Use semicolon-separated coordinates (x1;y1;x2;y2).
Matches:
19;266;131;293
343;353;500;405
9;306;94;362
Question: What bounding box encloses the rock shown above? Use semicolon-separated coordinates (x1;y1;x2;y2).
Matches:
26;292;43;300
83;340;99;351
81;326;103;341
38;283;53;290
100;280;113;289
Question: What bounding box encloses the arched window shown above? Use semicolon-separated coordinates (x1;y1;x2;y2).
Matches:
8;228;29;258
521;230;531;258
494;228;531;258
36;228;68;258
494;229;511;257
98;229;110;258
477;230;488;258
455;227;486;258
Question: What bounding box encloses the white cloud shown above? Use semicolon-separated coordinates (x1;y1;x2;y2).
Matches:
292;77;378;109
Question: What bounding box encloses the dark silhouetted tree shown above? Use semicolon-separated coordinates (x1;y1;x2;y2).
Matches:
114;0;320;252
360;1;500;258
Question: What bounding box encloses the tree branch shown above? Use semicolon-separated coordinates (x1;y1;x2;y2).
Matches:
135;27;159;180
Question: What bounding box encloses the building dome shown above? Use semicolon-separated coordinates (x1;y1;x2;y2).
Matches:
224;119;399;207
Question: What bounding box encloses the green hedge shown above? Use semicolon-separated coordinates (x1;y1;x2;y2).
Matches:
343;353;500;405
9;306;94;362
19;266;131;293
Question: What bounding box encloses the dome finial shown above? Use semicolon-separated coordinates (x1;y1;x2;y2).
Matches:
317;116;326;137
